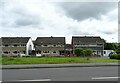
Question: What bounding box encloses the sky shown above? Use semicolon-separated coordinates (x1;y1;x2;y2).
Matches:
0;0;118;44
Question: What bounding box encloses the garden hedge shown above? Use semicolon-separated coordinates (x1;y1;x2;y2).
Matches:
109;54;120;60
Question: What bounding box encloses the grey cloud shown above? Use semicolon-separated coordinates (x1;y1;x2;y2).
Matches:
73;31;93;35
0;1;4;8
99;30;116;35
1;6;41;27
15;17;40;26
58;2;117;21
13;8;33;18
102;31;114;35
12;8;41;27
68;27;93;35
119;3;120;24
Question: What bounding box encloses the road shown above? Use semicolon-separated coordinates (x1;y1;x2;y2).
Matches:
2;66;119;82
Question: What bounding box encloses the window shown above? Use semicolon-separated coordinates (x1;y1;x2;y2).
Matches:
4;51;9;54
43;51;49;53
53;51;56;53
97;43;102;46
44;45;48;47
104;51;106;54
21;44;25;47
37;51;41;54
13;51;18;54
54;45;56;47
5;45;8;47
14;44;18;47
58;45;62;47
21;51;26;54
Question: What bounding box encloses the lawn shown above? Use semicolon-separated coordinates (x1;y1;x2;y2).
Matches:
1;57;119;65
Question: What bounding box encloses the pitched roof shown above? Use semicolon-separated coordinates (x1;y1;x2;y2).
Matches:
72;36;104;44
1;37;30;44
35;37;65;45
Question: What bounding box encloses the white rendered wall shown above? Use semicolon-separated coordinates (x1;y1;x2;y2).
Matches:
26;38;34;55
103;50;114;57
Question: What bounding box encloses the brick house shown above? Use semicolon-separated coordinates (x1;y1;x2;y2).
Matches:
35;37;65;56
72;36;104;56
1;37;34;56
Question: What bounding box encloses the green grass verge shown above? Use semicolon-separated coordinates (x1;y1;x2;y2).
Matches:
1;57;119;65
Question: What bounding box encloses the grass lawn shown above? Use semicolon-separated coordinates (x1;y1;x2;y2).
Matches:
1;57;119;65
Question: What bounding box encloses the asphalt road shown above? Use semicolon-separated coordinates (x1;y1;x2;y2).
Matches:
2;66;119;82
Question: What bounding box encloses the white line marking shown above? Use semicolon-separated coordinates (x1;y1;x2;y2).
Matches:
92;77;120;80
4;79;51;82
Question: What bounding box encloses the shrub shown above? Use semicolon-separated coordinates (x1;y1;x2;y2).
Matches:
109;54;120;60
75;48;84;57
109;54;117;59
117;54;120;59
84;49;93;57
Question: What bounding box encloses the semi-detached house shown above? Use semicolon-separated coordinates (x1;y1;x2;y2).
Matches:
35;37;65;56
72;36;104;56
1;37;34;56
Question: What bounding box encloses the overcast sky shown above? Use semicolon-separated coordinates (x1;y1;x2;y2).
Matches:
0;0;118;44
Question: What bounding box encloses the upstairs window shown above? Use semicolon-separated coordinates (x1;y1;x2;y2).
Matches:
4;51;9;54
43;51;49;53
21;44;26;47
44;45;48;47
97;43;103;46
13;51;18;54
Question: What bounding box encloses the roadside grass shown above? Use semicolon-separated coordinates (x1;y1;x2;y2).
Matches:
1;57;119;65
0;58;2;64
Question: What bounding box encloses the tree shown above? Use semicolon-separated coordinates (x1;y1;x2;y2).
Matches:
75;48;84;56
84;49;93;57
104;43;116;50
116;44;120;54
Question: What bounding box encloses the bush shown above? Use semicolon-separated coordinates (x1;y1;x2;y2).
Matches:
109;54;117;59
75;48;84;57
84;49;93;57
109;54;120;60
117;54;120;59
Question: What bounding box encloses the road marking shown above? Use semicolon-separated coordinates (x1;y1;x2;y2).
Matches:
3;79;51;82
92;77;120;80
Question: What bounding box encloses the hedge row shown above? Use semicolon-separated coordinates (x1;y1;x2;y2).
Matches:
109;54;120;60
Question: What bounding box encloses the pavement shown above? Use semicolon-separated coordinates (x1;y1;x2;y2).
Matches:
2;63;119;69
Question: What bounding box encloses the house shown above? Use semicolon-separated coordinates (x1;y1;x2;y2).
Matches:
35;36;65;56
72;36;104;56
1;37;34;56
